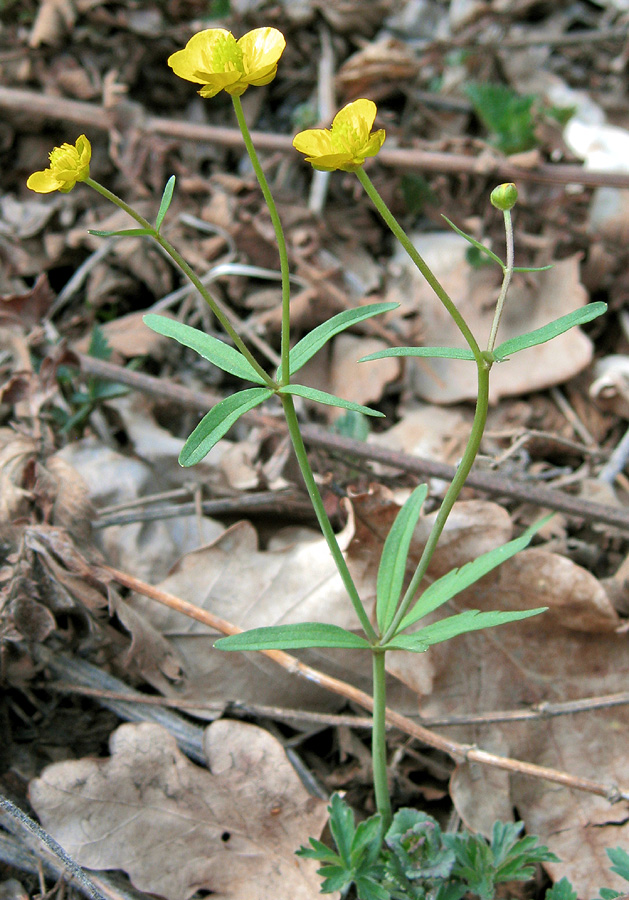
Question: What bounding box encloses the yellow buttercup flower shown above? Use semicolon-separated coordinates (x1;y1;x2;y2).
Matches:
168;27;286;98
26;134;91;194
292;99;385;172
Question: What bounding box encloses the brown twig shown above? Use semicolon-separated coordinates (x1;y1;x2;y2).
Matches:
101;564;629;803
78;354;629;532
5;84;629;189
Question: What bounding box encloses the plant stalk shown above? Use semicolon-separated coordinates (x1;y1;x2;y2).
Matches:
372;649;392;827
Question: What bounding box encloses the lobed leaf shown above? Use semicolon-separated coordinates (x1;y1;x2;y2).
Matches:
143;314;267;384
215;622;372;651
279;384;385;417
180;387;272;466
493;302;607;361
276;302;399;381
376;484;429;633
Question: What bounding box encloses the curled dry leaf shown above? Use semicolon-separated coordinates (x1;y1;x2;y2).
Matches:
29;720;334;900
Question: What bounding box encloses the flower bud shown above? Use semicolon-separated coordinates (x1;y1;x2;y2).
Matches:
490;183;518;211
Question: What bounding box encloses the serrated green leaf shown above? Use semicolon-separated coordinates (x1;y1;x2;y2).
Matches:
215;622;372;651
545;877;578;900
442;216;504;267
386;607;546;651
329;794;355;866
376;485;429;633
143;314;268;384
89;228;153;237
607;847;629;882
399;516;551;631
180;387;272;466
155;175;175;232
277;302;399;381
493;302;607;361
279;384;385;417
361;346;476;363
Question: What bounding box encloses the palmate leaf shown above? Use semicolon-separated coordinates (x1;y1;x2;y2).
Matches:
155;175;175;232
143;314;267;384
398;516;551;631
276;302;399;381
361;346;475;362
493;301;607;361
278;384;385;417
215;623;372;651
180;387;272;466
384;607;546;652
376;484;428;633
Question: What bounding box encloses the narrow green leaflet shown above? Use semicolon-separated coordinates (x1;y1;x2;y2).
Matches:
441;215;504;267
493;301;607;361
279;384;385;417
398;516;551;631
215;623;372;651
276;302;399;381
89;228;153;237
155;175;175;232
512;264;553;273
143;314;267;384
385;607;547;652
376;484;429;633
361;346;475;362
180;387;272;466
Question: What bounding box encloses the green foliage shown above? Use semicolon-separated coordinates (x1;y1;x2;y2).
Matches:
155;176;175;232
179;387;273;466
300;798;561;900
493;302;608;361
331;409;371;441
546;877;578;900
278;384;385;417
465;82;537;155
215;623;371;651
400;174;437;216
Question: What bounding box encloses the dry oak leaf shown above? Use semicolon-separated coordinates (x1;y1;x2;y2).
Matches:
29;720;334;900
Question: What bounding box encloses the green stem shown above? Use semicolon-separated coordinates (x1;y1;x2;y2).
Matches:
231;96;292;384
85;177;274;389
372;649;392;828
280;393;377;642
487;209;514;352
355;168;483;365
381;359;491;643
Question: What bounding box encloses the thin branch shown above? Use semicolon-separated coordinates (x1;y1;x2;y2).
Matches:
101;564;629;804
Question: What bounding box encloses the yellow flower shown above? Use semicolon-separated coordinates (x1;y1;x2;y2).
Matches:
168;27;286;98
26;134;91;194
292;99;385;172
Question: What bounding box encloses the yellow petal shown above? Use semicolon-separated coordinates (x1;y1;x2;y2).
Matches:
168;28;241;84
332;99;377;135
293;129;336;158
238;27;286;79
26;169;62;193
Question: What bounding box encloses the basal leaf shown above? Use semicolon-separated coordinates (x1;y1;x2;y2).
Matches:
493;302;607;361
385;607;546;651
441;215;504;267
361;346;476;362
143;314;267;384
155;175;175;232
180;387;272;466
215;623;372;651
376;484;429;633
89;228;153;237
279;384;385;417
277;302;398;381
399;516;551;630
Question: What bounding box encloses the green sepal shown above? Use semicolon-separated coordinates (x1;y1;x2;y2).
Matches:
215;622;372;651
279;384;385;417
276;302;399;381
89;228;154;237
493;301;607;361
361;346;475;362
180;387;272;466
441;215;504;267
155;176;175;232
376;484;429;633
143;314;268;384
399;515;551;631
384;607;547;651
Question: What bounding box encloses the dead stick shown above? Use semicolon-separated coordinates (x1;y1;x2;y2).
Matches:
101;564;629;803
4;85;629;189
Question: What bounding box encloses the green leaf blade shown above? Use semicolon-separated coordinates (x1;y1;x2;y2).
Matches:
89;228;153;237
215;623;372;651
143;314;268;384
279;384;385;417
180;387;272;466
387;608;547;651
441;215;504;267
277;302;399;381
361;346;476;362
376;484;429;633
494;302;607;361
155;175;175;232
